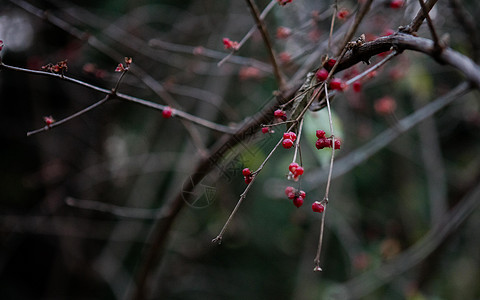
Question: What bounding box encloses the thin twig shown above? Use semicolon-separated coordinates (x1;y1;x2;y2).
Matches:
292;118;304;164
26;94;110;136
328;3;337;54
417;0;441;52
0;62;236;134
313;82;336;271
212;132;286;243
65;197;164;219
218;0;276;67
245;0;286;90
401;0;439;34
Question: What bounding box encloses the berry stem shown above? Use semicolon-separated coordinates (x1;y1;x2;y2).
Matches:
213;132;286;243
313;83;336;271
292;118;304;164
313;204;328;271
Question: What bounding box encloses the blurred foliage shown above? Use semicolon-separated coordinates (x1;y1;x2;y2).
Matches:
1;0;480;300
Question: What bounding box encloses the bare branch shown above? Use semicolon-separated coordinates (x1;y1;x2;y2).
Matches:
245;0;286;90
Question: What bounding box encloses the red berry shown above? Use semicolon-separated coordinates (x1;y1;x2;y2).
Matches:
294;166;304;177
337;8;349;20
274;109;287;121
329;78;346;91
276;27;292;39
312;201;325;213
283;131;296;142
299;190;306;198
374;96;397;115
223;38;238;50
315;69;329;81
334;139;341;149
316;130;326;139
326;59;336;69
162;107;173;118
285;186;295;198
43;116;54;126
325;138;333;148
279;52;291;64
390;0;404;9
353;81;362;92
242;168;251;177
0;40;4;51
315;138;327;149
293;197;304;208
282;139;294;149
261;127;269;134
289;162;299;173
245;176;253;184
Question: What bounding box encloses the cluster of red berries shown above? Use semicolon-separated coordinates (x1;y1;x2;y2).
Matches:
285;186;306;208
274;109;287;122
288;162;304;181
242;168;254;184
315;130;341;150
282;131;296;149
315;67;347;91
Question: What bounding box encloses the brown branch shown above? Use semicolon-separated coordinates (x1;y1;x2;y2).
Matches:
417;0;441;52
0;62;236;134
334;33;480;88
400;0;439;34
245;0;286;90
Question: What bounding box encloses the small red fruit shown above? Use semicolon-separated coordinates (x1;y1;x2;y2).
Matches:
276;27;292;39
0;40;4;51
289;162;299;173
315;138;327;149
282;139;294;149
293;197;304;208
316;130;326;139
242;168;251;177
353;81;362;92
312;201;325;213
337;8;349;20
294;166;304;176
326;59;336;69
43;116;54;126
334;139;341;149
299;190;306;198
283;131;296;142
245;176;253;184
261;127;269;134
329;78;346;91
285;186;295;198
274;109;287;121
390;0;404;9
315;69;329;81
162;107;173;118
